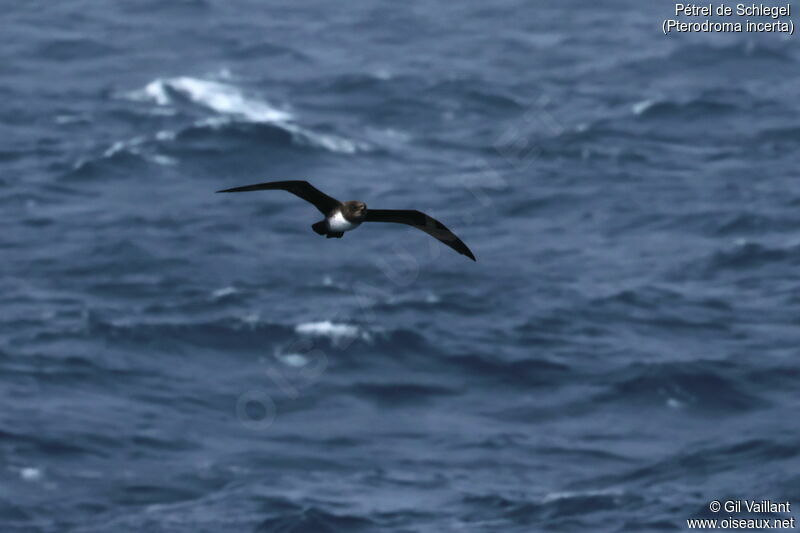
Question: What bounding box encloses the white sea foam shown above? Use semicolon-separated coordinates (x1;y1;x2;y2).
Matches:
183;116;232;133
632;99;656;115
150;154;177;166
139;79;170;106
666;397;685;409
98;136;174;166
542;488;623;504
155;130;176;141
424;292;441;304
281;122;368;154
369;127;411;147
131;76;292;123
295;321;359;338
54;114;90;125
294;320;370;344
20;467;43;481
124;76;369;154
211;286;238;300
241;312;261;327
103;136;145;158
275;352;309;367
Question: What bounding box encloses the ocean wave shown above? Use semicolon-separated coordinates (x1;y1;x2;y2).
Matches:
85;316;291;351
120;76;370;155
0;426;95;457
177;113;370;154
256;504;375;533
505;193;584;217
0;498;32;523
449;353;571;387
352;288;444;311
485;117;653;165
66;148;154;181
127;76;292;123
0;351;148;387
713;212;797;236
233;40;310;61
590;285;733;317
0;149;25;163
66;121;366;182
427;78;525;111
610;438;800;486
102;137;177;167
702;241;799;273
308;71;406;93
210;286;239;301
754;126;800;149
349;381;459;406
70;315;423;357
17;467;43;482
620;41;794;82
631;97;738;119
66;135;176;180
604;360;765;412
294;320;367;343
54;113;91;125
463;488;641;524
34;37;117;61
668;41;795;66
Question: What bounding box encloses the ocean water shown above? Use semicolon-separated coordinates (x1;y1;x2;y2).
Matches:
2;1;800;531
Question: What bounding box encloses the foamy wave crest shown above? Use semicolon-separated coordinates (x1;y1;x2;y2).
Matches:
102;137;175;166
124;76;369;154
282;123;368;154
632;99;657;115
294;321;372;343
70;135;176;173
128;76;292;123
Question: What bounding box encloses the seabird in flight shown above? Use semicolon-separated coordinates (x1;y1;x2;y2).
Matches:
217;180;476;261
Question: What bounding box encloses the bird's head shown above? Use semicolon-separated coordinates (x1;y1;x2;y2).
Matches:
344;201;367;220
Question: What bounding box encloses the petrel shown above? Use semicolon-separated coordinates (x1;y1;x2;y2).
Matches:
217;180;476;261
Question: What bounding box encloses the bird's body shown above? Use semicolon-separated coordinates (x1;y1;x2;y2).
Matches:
217;180;476;261
326;202;366;233
326;209;361;234
309;200;366;239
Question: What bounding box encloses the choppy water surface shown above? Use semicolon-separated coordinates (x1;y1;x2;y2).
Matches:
2;1;800;531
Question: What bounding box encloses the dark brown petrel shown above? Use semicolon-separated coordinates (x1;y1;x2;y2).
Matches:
217;180;476;261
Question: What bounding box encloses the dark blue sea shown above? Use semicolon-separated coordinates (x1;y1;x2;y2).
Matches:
2;1;800;531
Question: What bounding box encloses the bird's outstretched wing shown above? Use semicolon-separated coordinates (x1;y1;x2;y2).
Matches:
217;180;341;216
364;209;476;261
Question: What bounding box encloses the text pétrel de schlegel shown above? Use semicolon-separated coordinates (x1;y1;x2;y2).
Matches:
676;3;791;18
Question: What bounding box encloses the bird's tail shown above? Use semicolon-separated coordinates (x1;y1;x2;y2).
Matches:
311;220;327;236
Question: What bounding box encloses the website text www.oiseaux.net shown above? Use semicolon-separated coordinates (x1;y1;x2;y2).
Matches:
688;500;794;529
